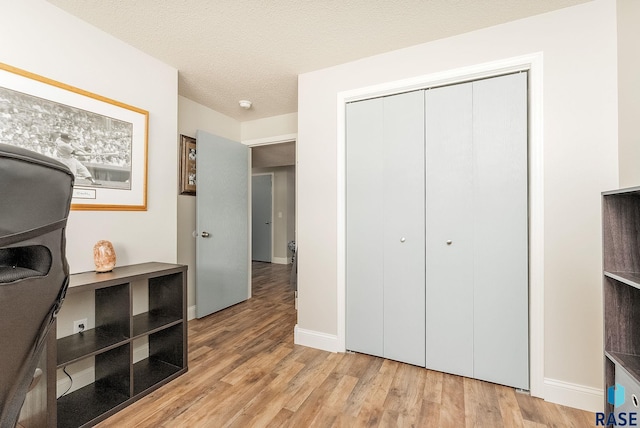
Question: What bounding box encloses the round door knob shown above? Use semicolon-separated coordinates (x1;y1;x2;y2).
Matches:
400;237;406;243
201;231;210;238
446;240;452;245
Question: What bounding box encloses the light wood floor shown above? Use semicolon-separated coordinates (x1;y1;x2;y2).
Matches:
97;262;595;427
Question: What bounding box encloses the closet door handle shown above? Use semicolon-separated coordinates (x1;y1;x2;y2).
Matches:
446;240;452;245
400;237;406;243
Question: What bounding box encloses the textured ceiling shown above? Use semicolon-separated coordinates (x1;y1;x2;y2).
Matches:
47;0;589;121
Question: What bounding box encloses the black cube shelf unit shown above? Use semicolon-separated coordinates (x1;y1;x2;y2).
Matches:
48;262;187;428
603;187;640;415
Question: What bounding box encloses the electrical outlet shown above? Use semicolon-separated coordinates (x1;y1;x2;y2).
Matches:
73;318;87;334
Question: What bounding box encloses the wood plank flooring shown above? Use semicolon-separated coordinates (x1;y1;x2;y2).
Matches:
97;262;596;427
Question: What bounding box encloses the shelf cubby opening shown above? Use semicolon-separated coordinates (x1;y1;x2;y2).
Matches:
96;283;130;339
56;343;130;428
133;323;184;395
149;323;184;368
149;273;183;319
603;191;640;274
604;276;640;361
57;327;128;367
132;311;182;337
57;382;129;428
133;357;182;396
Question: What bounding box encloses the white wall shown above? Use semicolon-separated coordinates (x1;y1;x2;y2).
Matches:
178;96;240;315
241;113;297;142
1;0;179;273
297;0;618;412
617;0;640;187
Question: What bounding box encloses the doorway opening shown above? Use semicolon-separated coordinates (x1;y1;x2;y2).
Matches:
250;140;297;305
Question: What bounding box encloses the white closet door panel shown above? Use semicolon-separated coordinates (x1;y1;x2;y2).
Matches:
425;83;474;377
472;73;529;389
382;90;426;367
345;98;385;356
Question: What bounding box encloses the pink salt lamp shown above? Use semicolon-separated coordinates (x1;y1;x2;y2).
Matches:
93;240;116;273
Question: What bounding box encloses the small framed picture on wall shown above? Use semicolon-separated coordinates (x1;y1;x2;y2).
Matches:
179;134;197;195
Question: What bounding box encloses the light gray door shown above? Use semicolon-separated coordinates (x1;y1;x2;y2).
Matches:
382;90;425;367
425;73;528;389
346;90;425;366
196;130;249;318
425;82;475;378
252;174;273;262
346;96;384;358
472;72;528;389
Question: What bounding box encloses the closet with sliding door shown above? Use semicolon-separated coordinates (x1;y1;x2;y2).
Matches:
345;72;529;390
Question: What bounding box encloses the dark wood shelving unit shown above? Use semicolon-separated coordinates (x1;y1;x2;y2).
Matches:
603;187;640;416
49;262;187;428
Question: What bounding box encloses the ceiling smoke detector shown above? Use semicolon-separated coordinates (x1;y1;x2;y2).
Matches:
239;100;252;110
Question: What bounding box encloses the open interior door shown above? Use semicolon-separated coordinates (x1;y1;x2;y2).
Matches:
195;130;250;318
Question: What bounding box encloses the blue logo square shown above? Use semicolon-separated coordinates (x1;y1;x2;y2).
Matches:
608;384;625;407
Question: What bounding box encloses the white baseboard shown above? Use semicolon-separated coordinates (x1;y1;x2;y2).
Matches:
543;377;603;413
294;325;339;353
272;257;290;265
188;305;196;320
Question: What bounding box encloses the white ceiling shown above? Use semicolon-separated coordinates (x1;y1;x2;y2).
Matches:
47;0;589;121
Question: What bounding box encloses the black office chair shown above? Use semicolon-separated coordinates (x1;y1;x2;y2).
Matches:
0;143;74;428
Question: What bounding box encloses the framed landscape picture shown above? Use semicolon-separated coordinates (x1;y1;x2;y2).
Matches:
179;134;196;195
0;62;148;210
